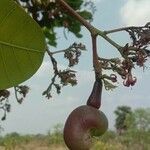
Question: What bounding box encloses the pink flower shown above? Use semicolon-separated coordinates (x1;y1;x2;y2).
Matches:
123;73;137;87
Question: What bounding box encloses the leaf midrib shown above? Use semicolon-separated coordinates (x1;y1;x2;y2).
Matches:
0;40;44;53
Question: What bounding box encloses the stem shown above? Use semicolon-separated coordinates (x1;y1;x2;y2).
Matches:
51;46;84;55
14;87;21;103
104;26;144;34
92;35;98;65
43;74;57;96
57;0;97;34
100;32;122;50
46;46;66;55
91;35;103;79
47;49;59;74
52;49;67;55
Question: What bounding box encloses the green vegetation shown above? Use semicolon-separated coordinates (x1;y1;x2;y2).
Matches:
93;129;150;150
114;106;132;134
0;128;149;150
0;107;149;149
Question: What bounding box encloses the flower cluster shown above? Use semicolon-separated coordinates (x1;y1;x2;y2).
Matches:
15;85;30;104
64;42;86;67
43;43;84;99
126;23;150;48
0;90;11;121
100;58;137;89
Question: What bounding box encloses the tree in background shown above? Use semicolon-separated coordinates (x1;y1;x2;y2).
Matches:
114;106;132;135
125;107;150;131
122;107;150;149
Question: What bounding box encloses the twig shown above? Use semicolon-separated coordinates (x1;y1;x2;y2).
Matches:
104;26;144;34
57;0;96;34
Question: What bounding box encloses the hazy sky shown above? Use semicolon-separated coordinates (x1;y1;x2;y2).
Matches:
2;0;150;135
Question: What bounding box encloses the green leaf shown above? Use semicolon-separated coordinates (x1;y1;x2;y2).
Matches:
79;11;93;21
0;0;46;90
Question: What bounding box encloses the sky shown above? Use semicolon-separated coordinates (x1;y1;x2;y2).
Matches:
1;0;150;135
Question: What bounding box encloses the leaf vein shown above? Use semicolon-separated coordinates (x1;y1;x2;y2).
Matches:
0;45;11;86
0;40;44;53
0;4;16;26
12;46;24;79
